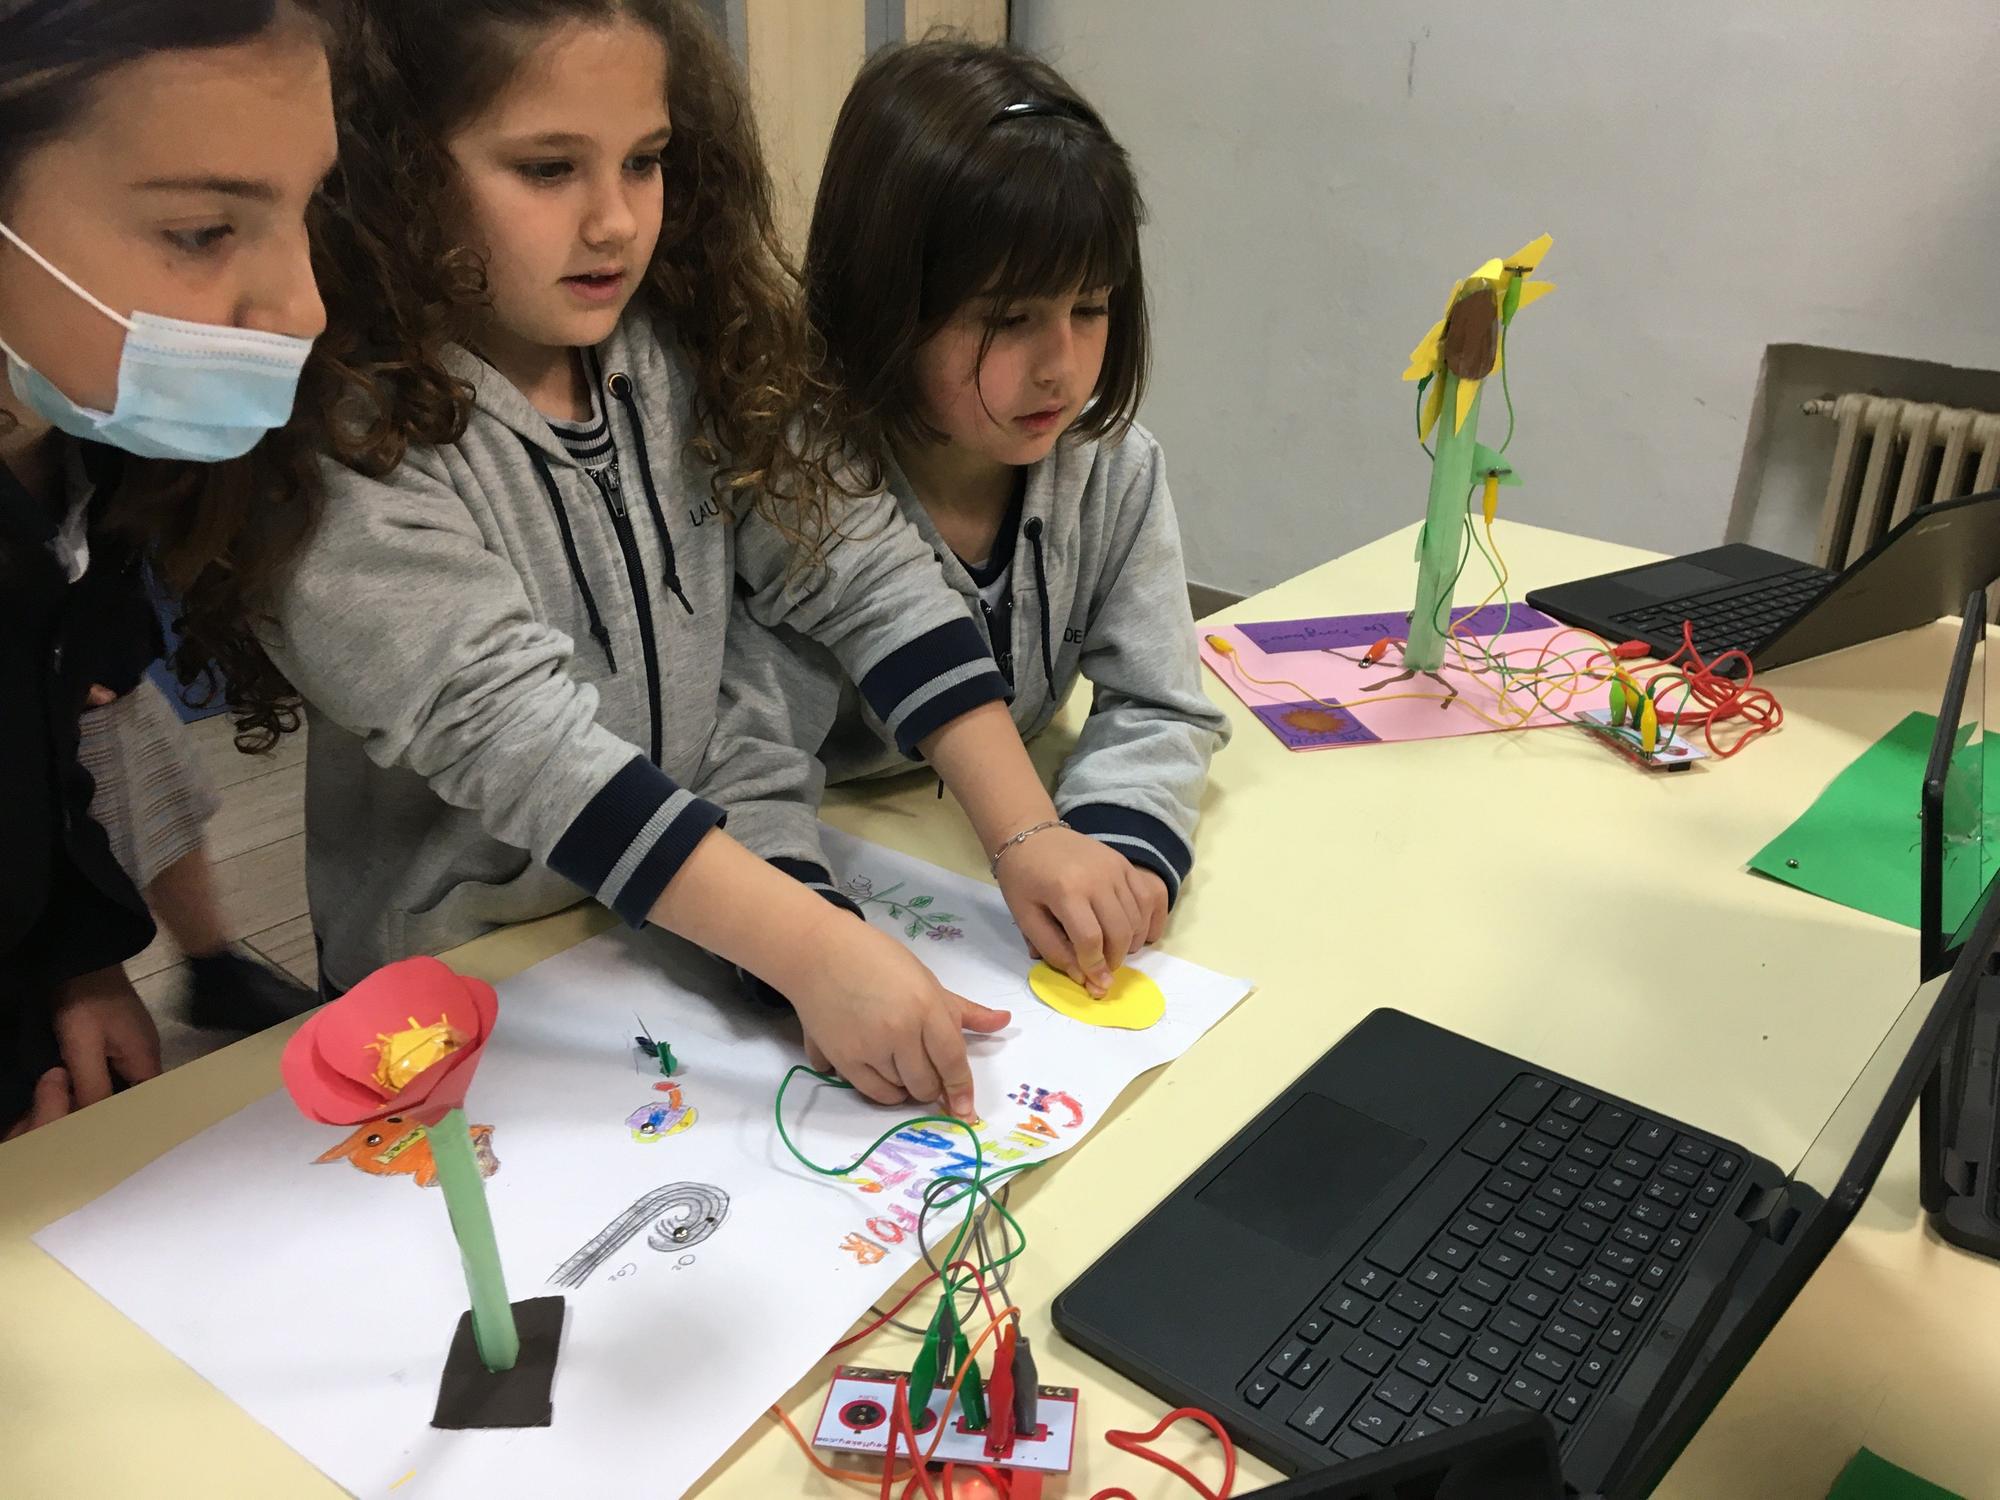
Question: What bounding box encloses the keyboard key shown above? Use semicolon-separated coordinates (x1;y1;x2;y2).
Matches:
1245;1372;1278;1407
1286;1365;1369;1442
1268;1338;1307;1379
1503;1372;1554;1411
1598;1320;1632;1354
1420;1320;1468;1357
1641;1260;1673;1291
1525;1344;1573;1381
1485;1171;1531;1202
1502;1151;1547;1181
1375;1374;1428;1415
1516;1199;1561;1231
1614;1222;1657;1252
1403;1416;1445;1443
1585;1106;1634;1147
1489;1307;1538;1344
1579;1191;1620;1219
1598;1244;1641;1276
1398;1346;1448;1384
1714;1152;1741;1180
1424;1390;1475;1427
1554;1159;1595;1189
1535;1178;1579;1210
1643;1178;1687;1208
1296;1311;1332;1344
1349;1401;1403;1445
1566;1213;1610;1244
1366;1154;1492;1274
1462;1114;1525;1164
1613;1150;1652;1177
1409;1259;1456;1295
1289;1347;1328;1387
1480;1243;1527;1278
1500;1223;1545;1255
1620;1288;1654;1320
1672;1139;1715;1168
1462;1267;1510;1304
1657;1230;1691;1261
1346;1264;1391;1298
1542;1318;1588;1355
1442;1293;1487;1330
1324;1289;1373;1325
1575;1349;1612;1387
1469;1193;1511;1224
1450;1214;1494;1247
1628;1122;1674;1158
1678;1207;1708;1234
1365;1310;1414;1348
1556;1089;1596;1121
1497;1075;1556;1124
1695;1179;1725;1208
1530;1259;1573;1292
1660;1159;1701;1187
1631;1200;1672;1230
1470;1334;1521;1373
1286;1389;1346;1442
1572;1139;1611;1167
1507;1281;1558;1318
1596;1170;1641;1201
1432;1236;1477;1271
1342;1335;1393;1375
1580;1267;1626;1301
1520;1132;1563;1161
1562;1291;1610;1328
1546;1235;1591;1268
1536;1112;1579;1141
1448;1361;1499;1401
1389;1286;1435;1321
1334;1430;1385;1459
1553;1387;1590;1424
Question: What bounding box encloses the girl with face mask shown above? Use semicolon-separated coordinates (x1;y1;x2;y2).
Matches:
0;0;336;1138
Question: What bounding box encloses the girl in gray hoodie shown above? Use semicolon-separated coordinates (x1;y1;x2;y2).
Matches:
250;0;1153;1118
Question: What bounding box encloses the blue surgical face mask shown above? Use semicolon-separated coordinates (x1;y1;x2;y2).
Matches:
0;218;314;462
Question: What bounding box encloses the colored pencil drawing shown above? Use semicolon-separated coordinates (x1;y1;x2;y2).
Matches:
313;1115;499;1189
547;1182;731;1288
841;875;964;942
626;1079;698;1143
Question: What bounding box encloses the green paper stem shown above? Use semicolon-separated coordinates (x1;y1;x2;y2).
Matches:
1407;371;1484;671
426;1106;520;1372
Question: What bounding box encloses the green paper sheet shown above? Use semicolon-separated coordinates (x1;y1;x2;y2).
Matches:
1826;1447;1964;1500
1748;712;1997;928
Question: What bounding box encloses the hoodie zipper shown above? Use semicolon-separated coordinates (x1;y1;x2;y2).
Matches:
585;450;665;766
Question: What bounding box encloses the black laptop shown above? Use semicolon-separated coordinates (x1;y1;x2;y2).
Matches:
1525;487;2000;673
1060;820;2000;1495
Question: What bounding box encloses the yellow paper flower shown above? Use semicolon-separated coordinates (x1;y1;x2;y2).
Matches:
370;1013;465;1093
1403;234;1555;438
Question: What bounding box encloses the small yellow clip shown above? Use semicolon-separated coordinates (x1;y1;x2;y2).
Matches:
1638;695;1660;755
1482;472;1501;525
1205;634;1235;656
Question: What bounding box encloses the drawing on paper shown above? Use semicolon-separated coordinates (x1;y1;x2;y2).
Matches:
842;875;965;942
312;1115;499;1189
626;1079;698;1143
547;1182;731;1288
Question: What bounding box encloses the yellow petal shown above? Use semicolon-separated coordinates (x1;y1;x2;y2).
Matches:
1403;319;1445;381
1453;376;1481;434
1467;256;1505;285
1512;279;1555;311
1505;233;1553;272
1420;377;1445;440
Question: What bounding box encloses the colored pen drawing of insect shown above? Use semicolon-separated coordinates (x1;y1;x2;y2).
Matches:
1325;646;1461;710
626;1079;698;1142
841;876;964;942
548;1182;731;1288
313;1114;498;1188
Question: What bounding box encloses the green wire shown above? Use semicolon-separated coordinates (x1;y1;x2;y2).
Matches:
1430;487;1478;636
1416;381;1434;459
1498;324;1518;454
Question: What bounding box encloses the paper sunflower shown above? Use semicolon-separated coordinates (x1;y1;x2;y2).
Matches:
1403;234;1555;438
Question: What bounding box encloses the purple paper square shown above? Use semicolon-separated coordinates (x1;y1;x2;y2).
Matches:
1252;700;1384;750
1239;605;1556;656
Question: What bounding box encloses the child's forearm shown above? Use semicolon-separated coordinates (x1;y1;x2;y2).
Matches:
645;827;843;993
916;700;1059;857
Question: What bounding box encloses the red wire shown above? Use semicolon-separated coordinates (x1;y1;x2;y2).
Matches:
1089;1406;1238;1500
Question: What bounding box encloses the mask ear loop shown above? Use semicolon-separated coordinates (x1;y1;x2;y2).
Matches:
0;219;134;331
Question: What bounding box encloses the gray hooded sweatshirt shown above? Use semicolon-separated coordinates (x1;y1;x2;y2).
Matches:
723;423;1230;904
265;309;1006;989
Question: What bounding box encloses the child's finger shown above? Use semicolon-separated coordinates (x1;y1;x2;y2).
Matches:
954;997;1011;1033
923;1007;978;1119
840;1058;908;1108
1017;907;1082;985
63;1032;114;1109
1051;896;1109;993
4;1067;71;1140
892;1030;944;1115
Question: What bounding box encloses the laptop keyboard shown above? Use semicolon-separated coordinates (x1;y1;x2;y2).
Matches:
1610;566;1833;658
1240;1073;1743;1463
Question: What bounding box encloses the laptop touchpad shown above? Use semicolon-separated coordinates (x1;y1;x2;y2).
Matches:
1195;1092;1426;1257
1618;560;1735;601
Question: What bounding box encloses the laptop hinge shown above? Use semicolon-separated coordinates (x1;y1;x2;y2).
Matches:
1735;1182;1799;1245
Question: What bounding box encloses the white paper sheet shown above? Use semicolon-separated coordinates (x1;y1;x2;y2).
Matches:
35;829;1253;1498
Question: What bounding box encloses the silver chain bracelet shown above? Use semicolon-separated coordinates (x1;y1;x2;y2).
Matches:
988;818;1069;875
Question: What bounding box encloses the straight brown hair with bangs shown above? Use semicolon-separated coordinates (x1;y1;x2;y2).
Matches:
805;38;1149;459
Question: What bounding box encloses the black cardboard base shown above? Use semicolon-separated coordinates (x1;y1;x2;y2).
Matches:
430;1294;566;1429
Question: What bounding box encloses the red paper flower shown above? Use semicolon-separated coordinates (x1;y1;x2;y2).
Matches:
281;956;498;1126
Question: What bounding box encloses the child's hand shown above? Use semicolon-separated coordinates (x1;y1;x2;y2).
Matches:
1126;865;1171;948
3;1066;73;1140
51;966;162;1108
788;914;1010;1117
995;827;1146;995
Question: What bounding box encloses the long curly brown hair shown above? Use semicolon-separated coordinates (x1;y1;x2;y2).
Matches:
126;0;852;750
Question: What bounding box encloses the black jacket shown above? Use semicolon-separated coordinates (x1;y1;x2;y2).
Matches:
1;440;158;1117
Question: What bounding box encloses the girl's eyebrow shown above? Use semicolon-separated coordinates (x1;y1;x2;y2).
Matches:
130;175;278;201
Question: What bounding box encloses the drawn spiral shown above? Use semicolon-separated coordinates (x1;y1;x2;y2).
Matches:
547;1181;732;1288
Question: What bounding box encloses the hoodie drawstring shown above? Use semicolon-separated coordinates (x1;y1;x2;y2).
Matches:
1024;516;1054;690
605;372;693;614
524;441;617;671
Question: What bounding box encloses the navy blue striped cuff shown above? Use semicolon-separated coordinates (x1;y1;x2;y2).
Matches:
1063;802;1195;908
857;616;1010;756
549;755;727;927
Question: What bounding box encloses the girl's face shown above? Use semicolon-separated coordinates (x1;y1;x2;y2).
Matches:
909;283;1111;472
447;19;670;372
0;23;335;424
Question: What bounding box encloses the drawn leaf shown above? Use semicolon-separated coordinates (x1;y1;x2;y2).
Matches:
905;920;923;939
909;895;933;909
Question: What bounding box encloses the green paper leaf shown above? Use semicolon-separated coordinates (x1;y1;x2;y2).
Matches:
1471;444;1521;485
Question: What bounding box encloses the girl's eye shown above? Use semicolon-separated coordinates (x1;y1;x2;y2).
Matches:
985;312;1028;331
515;160;573;184
1075;303;1111;320
625;153;664;175
164;225;233;255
